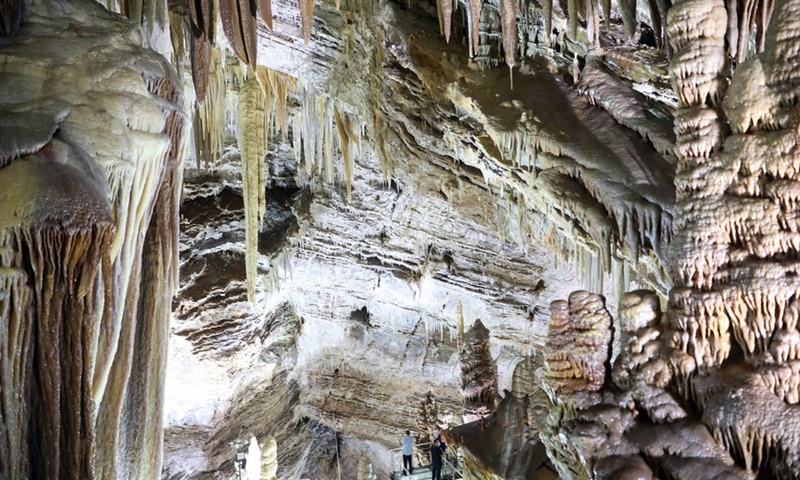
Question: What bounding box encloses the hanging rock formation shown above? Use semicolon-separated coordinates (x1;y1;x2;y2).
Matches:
0;1;187;478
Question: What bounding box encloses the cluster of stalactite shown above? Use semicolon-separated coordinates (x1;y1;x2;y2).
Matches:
0;1;188;478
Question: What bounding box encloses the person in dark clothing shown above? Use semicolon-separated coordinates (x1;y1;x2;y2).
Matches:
430;438;443;480
435;431;447;454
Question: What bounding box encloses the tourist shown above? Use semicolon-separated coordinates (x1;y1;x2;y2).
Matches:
430;438;443;480
401;430;414;475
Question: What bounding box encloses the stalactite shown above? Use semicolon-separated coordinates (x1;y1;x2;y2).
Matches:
190;32;211;103
1;3;187;478
0;0;23;35
260;0;273;30
468;0;481;56
442;0;454;42
194;47;227;168
601;0;611;26
241;0;258;67
568;0;578;38
542;0;553;44
117;71;187;479
0;266;32;480
500;0;517;88
0;156;115;480
436;0;444;35
238;72;269;302
619;0;638;39
219;0;256;66
334;105;355;203
300;0;315;44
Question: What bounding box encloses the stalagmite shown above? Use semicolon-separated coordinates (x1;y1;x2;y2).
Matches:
417;390;440;442
357;456;377;480
460;320;499;422
543;291;611;406
260;436;279;480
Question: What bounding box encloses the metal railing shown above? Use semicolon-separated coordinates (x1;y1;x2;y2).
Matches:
390;442;463;480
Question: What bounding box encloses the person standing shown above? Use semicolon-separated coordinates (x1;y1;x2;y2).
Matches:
401;430;414;475
430;438;443;480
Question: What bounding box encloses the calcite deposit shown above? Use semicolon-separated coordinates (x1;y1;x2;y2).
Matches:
4;0;800;477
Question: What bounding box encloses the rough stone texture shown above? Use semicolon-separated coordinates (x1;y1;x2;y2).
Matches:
7;0;800;476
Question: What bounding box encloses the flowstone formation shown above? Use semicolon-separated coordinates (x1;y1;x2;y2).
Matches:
539;291;752;480
460;319;500;422
0;1;187;478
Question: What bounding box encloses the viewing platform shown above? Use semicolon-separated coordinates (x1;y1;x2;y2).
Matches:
389;443;462;480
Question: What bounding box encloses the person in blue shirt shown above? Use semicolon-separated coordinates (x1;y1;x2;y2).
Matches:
401;431;414;475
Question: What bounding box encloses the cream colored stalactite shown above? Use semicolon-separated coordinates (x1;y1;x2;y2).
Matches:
113;73;188;480
89;74;173;410
1;3;185;478
260;435;279;480
194;47;227;168
334;105;358;203
467;0;481;56
238;73;269;303
289;84;349;194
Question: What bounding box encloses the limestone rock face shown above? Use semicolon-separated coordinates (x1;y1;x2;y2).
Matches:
7;0;800;475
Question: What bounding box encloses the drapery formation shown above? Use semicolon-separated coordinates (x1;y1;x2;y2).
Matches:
0;1;187;478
